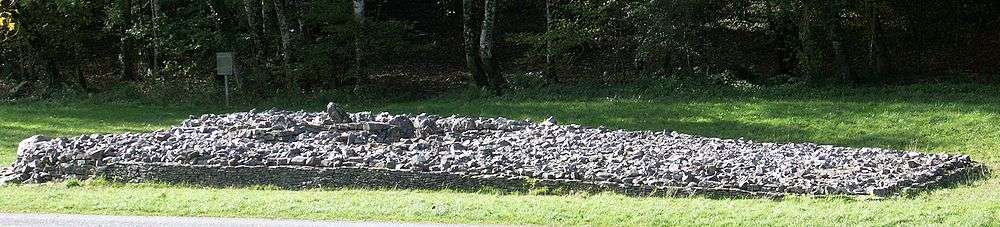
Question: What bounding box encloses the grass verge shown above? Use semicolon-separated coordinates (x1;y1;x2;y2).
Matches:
2;83;999;225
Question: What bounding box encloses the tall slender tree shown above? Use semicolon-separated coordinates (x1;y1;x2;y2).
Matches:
290;0;306;40
353;0;364;73
543;0;557;84
827;0;850;83
43;58;63;91
242;0;263;63
462;0;487;87
118;0;138;81
238;0;267;92
260;0;275;67
479;0;504;94
260;0;272;33
867;0;885;77
150;0;162;81
798;0;846;82
273;0;292;74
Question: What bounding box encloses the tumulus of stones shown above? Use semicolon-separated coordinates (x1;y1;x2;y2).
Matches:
0;103;984;196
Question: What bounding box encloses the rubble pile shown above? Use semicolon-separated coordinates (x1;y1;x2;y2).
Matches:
1;103;982;196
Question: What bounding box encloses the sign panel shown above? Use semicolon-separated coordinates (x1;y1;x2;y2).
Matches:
216;52;234;76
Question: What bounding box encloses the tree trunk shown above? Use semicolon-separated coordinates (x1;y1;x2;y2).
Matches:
45;60;63;92
207;0;222;86
118;0;138;81
463;0;487;87
353;0;365;75
797;0;833;82
151;0;162;81
260;0;272;33
479;0;504;94
829;31;850;83
544;0;558;84
242;0;263;62
239;0;266;92
273;0;292;71
75;62;92;93
291;0;306;40
867;0;885;77
770;12;795;76
260;0;275;66
827;0;851;84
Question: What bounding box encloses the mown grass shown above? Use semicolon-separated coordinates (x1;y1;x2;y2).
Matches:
2;82;1000;226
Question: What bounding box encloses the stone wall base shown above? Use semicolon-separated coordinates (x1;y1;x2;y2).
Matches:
96;162;985;198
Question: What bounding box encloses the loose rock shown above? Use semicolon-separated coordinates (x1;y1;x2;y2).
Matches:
326;103;352;123
541;116;557;126
0;103;983;196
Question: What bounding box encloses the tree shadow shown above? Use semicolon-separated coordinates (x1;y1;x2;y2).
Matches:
898;164;992;199
373;98;957;151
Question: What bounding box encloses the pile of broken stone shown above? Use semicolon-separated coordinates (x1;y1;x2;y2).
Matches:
0;103;983;196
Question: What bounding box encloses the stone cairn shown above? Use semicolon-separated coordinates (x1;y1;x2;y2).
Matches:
0;103;983;196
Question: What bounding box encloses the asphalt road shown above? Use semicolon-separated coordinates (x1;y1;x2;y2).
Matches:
0;213;488;227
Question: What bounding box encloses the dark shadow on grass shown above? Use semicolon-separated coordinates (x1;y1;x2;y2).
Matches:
373;100;951;151
899;164;992;199
2;87;988;154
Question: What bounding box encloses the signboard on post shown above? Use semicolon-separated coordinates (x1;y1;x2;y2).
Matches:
216;52;234;107
216;52;234;76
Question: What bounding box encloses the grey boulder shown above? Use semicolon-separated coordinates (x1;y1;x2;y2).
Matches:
326;102;352;123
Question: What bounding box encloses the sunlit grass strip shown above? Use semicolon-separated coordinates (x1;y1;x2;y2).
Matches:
2;84;1000;225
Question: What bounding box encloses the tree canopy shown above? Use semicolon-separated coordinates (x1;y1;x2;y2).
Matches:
1;0;997;98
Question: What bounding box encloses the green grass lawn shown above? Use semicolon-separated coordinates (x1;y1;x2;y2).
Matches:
2;84;999;225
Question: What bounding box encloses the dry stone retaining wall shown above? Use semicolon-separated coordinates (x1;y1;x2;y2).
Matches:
93;162;982;198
